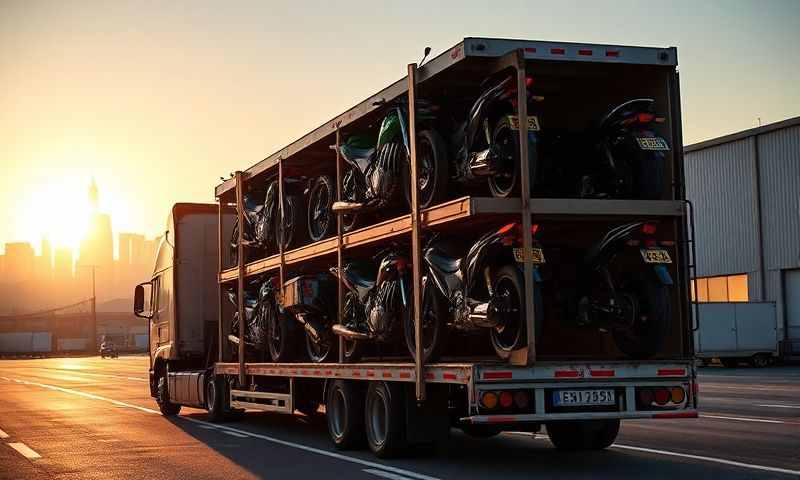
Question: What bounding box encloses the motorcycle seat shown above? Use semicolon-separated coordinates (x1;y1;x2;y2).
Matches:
344;263;376;290
424;247;461;274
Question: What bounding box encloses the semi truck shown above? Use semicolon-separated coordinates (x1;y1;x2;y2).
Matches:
134;37;698;458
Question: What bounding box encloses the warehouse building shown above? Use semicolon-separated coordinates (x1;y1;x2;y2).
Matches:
685;116;800;360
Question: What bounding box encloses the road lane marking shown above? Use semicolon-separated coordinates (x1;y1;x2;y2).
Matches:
7;442;41;459
364;468;416;480
57;371;148;382
611;444;800;477
0;428;9;439
7;377;439;480
700;414;784;424
758;404;800;409
222;430;249;438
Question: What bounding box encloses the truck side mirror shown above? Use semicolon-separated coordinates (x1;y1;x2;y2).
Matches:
133;283;152;319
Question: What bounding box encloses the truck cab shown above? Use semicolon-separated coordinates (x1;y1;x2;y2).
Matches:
134;203;229;402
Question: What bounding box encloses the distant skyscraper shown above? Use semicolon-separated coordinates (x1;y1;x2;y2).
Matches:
77;179;113;301
4;242;35;285
53;247;73;282
36;236;53;283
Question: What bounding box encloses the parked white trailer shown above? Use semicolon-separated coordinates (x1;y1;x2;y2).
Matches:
694;302;778;367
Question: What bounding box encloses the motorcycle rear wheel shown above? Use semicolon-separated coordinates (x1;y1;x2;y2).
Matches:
611;274;670;359
402;129;448;210
274;194;305;251
490;265;544;359
487;118;536;198
403;278;447;363
307;175;336;242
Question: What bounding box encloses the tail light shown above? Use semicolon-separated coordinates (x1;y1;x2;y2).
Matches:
639;388;654;405
481;392;498;409
513;391;530;409
653;388;670;406
499;391;514;409
637;113;655;124
526;76;534;88
497;223;516;235
670;387;686;404
641;223;657;235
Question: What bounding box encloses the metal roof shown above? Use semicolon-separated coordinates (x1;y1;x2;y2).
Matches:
684;116;800;154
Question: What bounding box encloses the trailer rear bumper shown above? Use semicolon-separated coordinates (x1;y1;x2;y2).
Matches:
464;409;698;424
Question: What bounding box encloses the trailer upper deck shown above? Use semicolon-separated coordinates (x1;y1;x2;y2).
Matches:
214;37;678;198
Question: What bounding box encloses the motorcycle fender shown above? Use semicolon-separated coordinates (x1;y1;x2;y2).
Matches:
328;267;358;294
652;264;673;286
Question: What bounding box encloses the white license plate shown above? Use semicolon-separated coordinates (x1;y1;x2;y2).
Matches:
635;137;669;151
513;247;545;264
507;115;541;132
641;248;672;264
553;389;616;407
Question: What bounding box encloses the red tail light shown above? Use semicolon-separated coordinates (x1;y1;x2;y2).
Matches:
641;223;657;235
654;388;670;406
497;223;516;235
531;224;539;235
637;113;655;123
525;76;534;88
499;391;514;409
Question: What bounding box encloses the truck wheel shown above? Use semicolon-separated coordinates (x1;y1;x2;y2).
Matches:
365;381;406;458
546;419;619;450
326;380;365;450
461;424;503;438
156;372;181;416
749;354;771;368
206;375;228;422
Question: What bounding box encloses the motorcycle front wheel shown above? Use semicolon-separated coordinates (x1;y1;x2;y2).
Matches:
403;278;447;363
274;195;305;251
267;306;298;362
306;329;336;363
402;129;448;210
307;175;336;242
611;274;670;359
340;168;360;233
490;265;544;360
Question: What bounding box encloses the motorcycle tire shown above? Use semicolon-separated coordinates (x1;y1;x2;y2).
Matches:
490;265;544;360
274;194;306;252
402;129;449;210
611;273;670;359
306;328;336;363
267;305;299;362
307;175;336;242
487;117;537;198
340;167;360;233
403;278;448;363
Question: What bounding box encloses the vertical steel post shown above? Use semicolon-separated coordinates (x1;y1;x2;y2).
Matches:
335;124;345;363
217;199;224;363
407;63;425;401
91;265;97;354
235;171;246;385
515;50;537;366
278;157;286;302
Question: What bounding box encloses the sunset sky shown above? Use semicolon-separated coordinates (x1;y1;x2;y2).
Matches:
1;0;799;256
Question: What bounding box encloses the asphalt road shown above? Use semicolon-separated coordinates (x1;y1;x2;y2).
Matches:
0;356;798;480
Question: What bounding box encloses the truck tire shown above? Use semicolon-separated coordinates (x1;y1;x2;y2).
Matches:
749;354;771;368
156;371;181;416
326;380;365;450
206;375;232;422
365;381;407;458
546;419;619;450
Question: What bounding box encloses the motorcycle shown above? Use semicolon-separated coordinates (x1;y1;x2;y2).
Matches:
564;221;673;358
331;100;448;232
405;223;545;362
100;341;118;359
230;179;306;265
329;245;411;362
282;273;338;363
226;278;274;361
449;70;543;198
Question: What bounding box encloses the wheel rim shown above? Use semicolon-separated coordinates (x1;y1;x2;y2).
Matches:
367;388;388;448
207;381;216;411
416;138;435;204
490;126;517;197
330;388;347;440
492;276;522;351
309;183;330;240
306;334;330;363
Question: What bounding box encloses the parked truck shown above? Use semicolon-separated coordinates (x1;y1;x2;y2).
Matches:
134;37;698;458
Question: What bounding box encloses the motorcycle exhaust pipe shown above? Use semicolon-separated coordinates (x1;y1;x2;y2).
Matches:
332;201;363;213
332;324;371;341
468;148;497;177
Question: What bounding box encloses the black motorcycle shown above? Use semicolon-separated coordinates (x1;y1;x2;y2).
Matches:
226;278;275;361
331;100;447;232
449;71;542;198
329;246;411;362
281;273;338;363
565;221;673;358
406;223;545;362
305;175;337;243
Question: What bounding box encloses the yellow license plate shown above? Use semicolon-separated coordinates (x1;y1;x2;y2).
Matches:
513;247;545;264
507;115;540;132
641;248;672;264
635;137;669;151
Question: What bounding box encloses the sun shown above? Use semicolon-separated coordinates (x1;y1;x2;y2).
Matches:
18;177;91;251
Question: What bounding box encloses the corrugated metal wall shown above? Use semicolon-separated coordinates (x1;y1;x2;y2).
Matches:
684;138;760;279
685;120;800;351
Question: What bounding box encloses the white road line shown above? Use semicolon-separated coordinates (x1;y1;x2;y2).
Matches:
363;468;417;480
8;377;440;480
758;404;800;409
611;444;800;477
222;430;249;438
60;371;148;382
700;414;784;424
0;428;9;439
7;442;41;460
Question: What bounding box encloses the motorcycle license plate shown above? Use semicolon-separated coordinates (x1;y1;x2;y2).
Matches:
513;247;545;264
553;389;616;407
635;137;669;151
507;115;541;132
641;248;672;264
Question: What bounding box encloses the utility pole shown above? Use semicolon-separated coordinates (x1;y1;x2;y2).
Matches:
77;264;99;354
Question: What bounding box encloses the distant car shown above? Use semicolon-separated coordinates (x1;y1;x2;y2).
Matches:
100;341;118;359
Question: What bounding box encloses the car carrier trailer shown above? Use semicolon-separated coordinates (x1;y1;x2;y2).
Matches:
134;37;698;458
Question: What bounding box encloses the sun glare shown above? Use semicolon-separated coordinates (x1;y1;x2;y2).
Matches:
19;178;91;251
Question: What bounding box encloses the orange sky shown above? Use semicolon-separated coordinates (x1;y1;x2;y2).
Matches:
1;0;799;255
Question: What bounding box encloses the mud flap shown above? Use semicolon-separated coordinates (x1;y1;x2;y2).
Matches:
403;383;449;445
